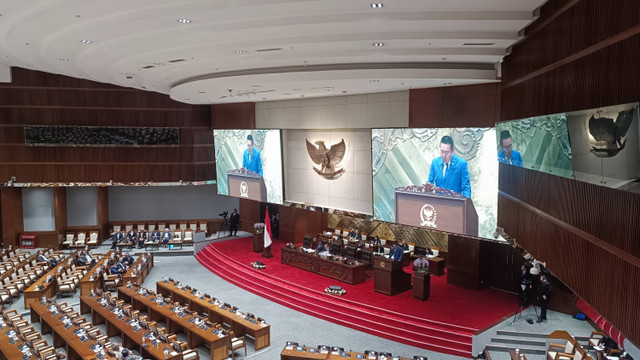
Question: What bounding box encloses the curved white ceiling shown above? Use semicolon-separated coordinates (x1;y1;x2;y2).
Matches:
0;0;545;104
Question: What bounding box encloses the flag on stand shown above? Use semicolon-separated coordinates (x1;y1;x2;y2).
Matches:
264;207;272;248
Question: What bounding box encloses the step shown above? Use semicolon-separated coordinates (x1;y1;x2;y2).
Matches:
497;330;550;339
197;251;471;348
486;344;546;355
201;247;474;340
196;250;472;357
491;337;546;347
204;246;475;335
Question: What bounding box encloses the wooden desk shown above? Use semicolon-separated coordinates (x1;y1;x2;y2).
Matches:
116;286;228;360
0;322;32;360
509;349;528;360
428;257;445;276
79;251;111;297
122;253;154;285
30;301;116;360
281;345;413;360
280;246;368;285
23;251;80;309
156;280;271;350
79;295;181;360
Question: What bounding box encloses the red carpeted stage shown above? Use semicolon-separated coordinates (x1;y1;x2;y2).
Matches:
196;237;516;357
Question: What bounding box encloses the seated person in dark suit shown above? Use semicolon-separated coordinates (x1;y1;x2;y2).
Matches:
372;236;383;253
76;253;87;267
37;250;57;267
348;228;356;239
316;241;329;253
122;252;135;266
137;229;147;249
109;259;124;277
356;240;364;250
150;229;161;243
126;229;137;243
388;242;403;261
111;231;125;249
162;228;172;247
354;229;362;241
401;240;409;251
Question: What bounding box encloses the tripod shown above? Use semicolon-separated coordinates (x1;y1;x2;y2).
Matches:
218;217;229;238
511;285;535;325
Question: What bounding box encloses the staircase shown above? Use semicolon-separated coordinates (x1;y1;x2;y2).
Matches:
486;330;591;358
195;244;475;357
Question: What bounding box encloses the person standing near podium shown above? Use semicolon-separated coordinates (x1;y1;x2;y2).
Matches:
229;209;240;236
388;241;403;261
242;134;263;176
427;135;471;198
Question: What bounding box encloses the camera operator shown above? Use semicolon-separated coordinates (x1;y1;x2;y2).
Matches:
229;209;240;236
519;265;533;307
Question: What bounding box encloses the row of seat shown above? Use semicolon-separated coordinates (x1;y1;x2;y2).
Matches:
95;290;200;360
113;221;207;235
2;308;58;359
547;331;597;360
62;231;100;248
0;249;65;307
283;342;427;360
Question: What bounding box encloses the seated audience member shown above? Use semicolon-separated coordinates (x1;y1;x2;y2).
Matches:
372;236;383;253
595;336;619;360
37;250;58;267
413;256;429;271
401;240;409;251
76;253;87;267
138;228;147;249
162;228;172;247
316;241;329;254
388;241;403;261
123;252;135;266
150;229;161;244
56;350;67;360
111;230;124;249
126;228;137;243
348;228;356;239
354;229;362;241
83;250;96;266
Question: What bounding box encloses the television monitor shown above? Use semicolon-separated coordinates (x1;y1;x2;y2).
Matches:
214;129;283;204
372;128;498;239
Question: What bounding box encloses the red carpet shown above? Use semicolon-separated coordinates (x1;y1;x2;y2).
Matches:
195;237;516;357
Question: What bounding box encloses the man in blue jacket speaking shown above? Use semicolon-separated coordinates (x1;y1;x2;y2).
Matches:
427;135;472;198
497;130;523;167
242;134;263;176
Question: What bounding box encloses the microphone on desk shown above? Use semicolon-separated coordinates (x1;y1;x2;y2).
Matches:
431;164;444;191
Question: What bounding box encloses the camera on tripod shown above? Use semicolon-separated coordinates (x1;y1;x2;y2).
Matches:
219;210;228;218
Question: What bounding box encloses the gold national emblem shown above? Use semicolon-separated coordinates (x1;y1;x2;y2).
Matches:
379;261;385;268
305;138;346;180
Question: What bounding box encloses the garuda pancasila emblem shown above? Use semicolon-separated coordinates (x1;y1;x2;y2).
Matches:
305;138;346;179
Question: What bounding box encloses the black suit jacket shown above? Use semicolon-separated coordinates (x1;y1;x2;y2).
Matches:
230;213;240;226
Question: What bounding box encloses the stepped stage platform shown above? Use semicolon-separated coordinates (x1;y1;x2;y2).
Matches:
195;237;517;357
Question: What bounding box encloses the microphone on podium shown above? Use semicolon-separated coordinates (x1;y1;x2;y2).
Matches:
431;163;444;191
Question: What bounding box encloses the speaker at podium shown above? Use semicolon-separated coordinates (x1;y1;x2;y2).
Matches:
227;168;267;202
394;184;478;236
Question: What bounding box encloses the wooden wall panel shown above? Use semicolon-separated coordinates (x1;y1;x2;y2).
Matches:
53;187;66;232
97;187;109;239
0;187;22;248
211;102;255;129
409;83;500;128
498;192;640;344
238;199;260;233
447;235;481;290
278;205;296;244
499;165;640;258
0;68;214;183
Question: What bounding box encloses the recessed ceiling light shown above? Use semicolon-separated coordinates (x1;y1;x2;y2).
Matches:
58;58;69;62
372;42;384;47
176;19;192;24
80;39;92;44
235;50;246;54
81;74;88;77
370;3;383;8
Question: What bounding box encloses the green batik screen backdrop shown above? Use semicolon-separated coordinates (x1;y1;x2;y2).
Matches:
495;113;574;178
371;128;498;239
213;129;284;204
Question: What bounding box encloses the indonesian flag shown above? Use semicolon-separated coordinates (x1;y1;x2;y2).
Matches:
264;207;273;248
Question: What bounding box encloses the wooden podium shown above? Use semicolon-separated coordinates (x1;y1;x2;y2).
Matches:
373;256;412;296
395;189;478;236
228;170;267;202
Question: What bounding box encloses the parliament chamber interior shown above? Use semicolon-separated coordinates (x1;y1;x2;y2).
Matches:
0;1;638;360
